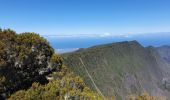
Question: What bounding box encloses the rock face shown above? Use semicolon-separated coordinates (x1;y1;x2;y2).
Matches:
62;41;170;99
157;46;170;92
0;29;61;98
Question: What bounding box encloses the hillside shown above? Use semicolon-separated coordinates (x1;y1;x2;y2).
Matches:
157;46;170;65
62;41;170;99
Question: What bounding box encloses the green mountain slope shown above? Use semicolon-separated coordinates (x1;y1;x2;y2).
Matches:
62;41;170;99
157;46;170;64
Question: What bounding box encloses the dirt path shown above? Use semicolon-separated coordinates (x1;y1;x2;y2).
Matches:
79;57;105;98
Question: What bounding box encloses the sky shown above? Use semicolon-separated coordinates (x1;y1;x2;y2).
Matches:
1;0;170;36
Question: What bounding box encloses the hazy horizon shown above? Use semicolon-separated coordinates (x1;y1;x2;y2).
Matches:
42;32;170;53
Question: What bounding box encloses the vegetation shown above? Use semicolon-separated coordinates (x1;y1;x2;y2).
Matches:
0;28;105;100
9;65;105;100
0;29;57;98
126;92;166;100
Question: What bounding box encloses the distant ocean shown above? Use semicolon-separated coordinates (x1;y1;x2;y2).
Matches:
44;32;170;54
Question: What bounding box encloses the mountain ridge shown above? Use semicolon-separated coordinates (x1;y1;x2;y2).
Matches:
62;40;170;99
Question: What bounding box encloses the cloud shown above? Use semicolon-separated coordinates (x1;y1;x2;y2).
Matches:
42;32;135;38
99;33;112;37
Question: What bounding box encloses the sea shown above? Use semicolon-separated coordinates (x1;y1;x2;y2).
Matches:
44;32;170;54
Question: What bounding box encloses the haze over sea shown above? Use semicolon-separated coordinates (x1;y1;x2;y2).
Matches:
44;32;170;53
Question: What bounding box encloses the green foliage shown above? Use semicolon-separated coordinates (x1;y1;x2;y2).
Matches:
9;65;105;100
0;29;58;98
0;29;16;67
0;29;16;42
51;54;62;62
50;54;62;70
126;92;166;100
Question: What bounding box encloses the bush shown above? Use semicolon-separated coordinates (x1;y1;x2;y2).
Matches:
126;92;166;100
9;66;104;100
0;29;61;98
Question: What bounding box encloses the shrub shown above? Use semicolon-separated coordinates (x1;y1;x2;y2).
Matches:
0;29;60;98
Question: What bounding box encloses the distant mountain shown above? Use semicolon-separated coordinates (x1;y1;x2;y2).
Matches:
157;46;170;64
62;41;170;99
